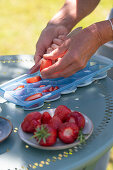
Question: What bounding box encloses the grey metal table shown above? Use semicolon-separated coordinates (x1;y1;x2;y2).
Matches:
0;54;113;170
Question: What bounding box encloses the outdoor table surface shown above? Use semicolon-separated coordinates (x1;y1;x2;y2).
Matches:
0;54;113;170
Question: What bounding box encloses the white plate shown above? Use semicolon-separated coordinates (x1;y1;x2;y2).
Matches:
18;109;93;150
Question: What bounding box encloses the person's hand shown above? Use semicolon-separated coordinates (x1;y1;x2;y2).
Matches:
29;24;69;74
41;24;102;79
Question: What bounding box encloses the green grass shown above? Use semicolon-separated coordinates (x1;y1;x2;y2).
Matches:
0;0;113;169
0;0;112;55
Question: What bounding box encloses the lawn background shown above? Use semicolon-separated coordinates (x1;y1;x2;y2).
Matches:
0;0;113;169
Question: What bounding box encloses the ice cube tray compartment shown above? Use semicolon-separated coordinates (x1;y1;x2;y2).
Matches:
0;55;113;110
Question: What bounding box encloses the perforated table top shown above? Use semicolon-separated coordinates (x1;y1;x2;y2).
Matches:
0;55;113;170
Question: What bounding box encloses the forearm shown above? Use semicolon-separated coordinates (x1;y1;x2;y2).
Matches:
48;0;100;32
87;19;113;46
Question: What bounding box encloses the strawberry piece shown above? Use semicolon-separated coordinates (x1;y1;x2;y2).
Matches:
14;85;24;90
66;111;85;130
33;124;57;146
49;116;62;130
58;122;79;144
25;93;42;101
41;112;52;124
42;89;49;93
48;86;54;92
26;76;42;83
39;85;45;87
21;111;41;133
40;59;52;72
54;105;71;122
54;86;59;91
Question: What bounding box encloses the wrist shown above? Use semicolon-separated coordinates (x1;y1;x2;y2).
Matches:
91;20;113;46
47;0;77;32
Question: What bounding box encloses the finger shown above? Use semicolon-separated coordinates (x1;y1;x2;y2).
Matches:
41;51;72;77
29;59;42;74
53;38;64;46
58;35;66;40
67;27;82;38
46;47;53;54
43;40;70;60
51;44;59;50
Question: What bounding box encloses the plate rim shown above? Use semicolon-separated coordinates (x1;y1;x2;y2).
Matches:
0;116;13;142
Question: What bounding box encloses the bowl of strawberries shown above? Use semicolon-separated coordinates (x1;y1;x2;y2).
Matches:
18;105;93;150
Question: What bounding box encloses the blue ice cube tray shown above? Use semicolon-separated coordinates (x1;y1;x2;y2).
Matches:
0;54;113;110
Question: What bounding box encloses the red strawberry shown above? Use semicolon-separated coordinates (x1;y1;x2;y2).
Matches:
14;85;24;90
26;76;42;83
41;112;52;124
25;93;42;101
42;89;49;93
48;86;54;92
66;111;85;130
33;124;57;146
40;59;52;71
58;122;79;144
54;86;59;91
21;111;41;133
49;116;62;130
54;105;71;122
39;85;45;87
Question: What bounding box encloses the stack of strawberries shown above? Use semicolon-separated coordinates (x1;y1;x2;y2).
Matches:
21;105;85;146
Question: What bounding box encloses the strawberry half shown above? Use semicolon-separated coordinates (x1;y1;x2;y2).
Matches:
58;122;79;144
54;105;71;122
21;111;41;133
49;116;62;130
40;59;52;72
66;111;85;130
41;112;52;124
25;93;42;101
26;76;42;83
14;85;24;90
33;124;57;146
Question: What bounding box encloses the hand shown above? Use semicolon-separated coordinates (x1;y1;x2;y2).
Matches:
29;24;69;74
41;24;101;79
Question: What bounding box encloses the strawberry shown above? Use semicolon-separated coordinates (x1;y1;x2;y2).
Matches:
33;124;57;146
26;76;42;83
41;112;52;124
21;111;41;133
48;86;54;92
40;59;52;71
39;85;45;87
42;89;49;93
54;105;71;122
49;116;62;130
66;111;85;130
25;93;42;101
58;122;79;144
14;85;24;90
54;86;59;91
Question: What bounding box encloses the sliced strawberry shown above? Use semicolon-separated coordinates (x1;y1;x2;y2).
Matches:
54;105;71;122
54;86;59;91
14;85;24;90
48;86;54;92
42;89;49;93
33;124;57;146
26;76;42;83
39;85;45;87
58;122;79;144
41;112;52;124
25;93;42;101
21;111;41;133
49;116;62;130
40;59;52;72
66;111;85;130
